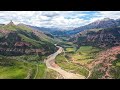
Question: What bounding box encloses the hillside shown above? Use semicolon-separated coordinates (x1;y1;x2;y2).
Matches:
0;21;57;56
60;18;120;36
69;27;120;48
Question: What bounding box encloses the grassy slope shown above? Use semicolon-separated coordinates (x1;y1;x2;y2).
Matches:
0;24;33;32
44;68;63;79
55;53;89;77
0;57;31;79
0;54;63;79
0;55;46;79
18;34;43;48
74;46;101;64
35;64;46;79
109;54;120;79
65;45;101;65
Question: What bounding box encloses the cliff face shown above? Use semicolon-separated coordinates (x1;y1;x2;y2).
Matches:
0;21;57;56
70;27;120;48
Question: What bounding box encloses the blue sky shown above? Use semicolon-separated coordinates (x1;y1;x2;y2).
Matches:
0;11;120;30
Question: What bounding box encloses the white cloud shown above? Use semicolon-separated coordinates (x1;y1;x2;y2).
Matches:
88;11;120;23
0;11;120;30
98;11;120;19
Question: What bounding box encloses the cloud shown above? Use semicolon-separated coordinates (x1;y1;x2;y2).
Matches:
41;11;59;17
0;11;120;30
88;11;120;23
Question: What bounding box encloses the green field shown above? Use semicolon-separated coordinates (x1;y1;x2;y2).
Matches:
0;57;34;79
0;55;65;79
35;64;46;79
63;45;101;65
55;53;89;77
65;47;76;53
0;55;47;79
70;46;101;65
44;69;63;79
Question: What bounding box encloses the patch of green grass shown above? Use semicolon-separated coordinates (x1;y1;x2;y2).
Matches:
0;66;28;79
17;25;33;32
65;47;76;53
35;64;46;79
44;69;62;79
77;46;100;53
55;54;89;77
116;62;120;67
11;55;45;62
18;34;43;48
0;58;29;79
2;25;18;31
71;46;101;65
0;24;32;32
0;56;39;79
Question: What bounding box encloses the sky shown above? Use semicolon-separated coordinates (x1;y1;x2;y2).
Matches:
0;11;120;30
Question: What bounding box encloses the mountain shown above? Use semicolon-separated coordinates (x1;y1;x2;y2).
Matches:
69;27;120;48
0;21;57;56
28;25;73;37
64;18;120;36
33;18;120;37
28;25;61;33
28;18;120;37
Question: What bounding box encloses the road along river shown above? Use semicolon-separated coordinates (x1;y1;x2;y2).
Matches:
44;46;85;79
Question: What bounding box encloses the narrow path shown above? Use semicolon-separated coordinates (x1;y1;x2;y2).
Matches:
33;64;39;79
44;45;85;79
25;69;32;79
86;68;91;79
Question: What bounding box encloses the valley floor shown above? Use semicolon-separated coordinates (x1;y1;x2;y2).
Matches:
44;46;85;79
1;44;120;79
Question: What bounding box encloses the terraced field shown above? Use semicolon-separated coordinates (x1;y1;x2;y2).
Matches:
64;45;101;64
0;55;47;79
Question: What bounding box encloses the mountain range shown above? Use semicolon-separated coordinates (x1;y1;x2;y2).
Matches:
0;21;57;56
30;18;120;37
1;18;120;56
69;18;120;48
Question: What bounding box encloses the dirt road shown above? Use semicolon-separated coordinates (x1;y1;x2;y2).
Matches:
44;46;85;79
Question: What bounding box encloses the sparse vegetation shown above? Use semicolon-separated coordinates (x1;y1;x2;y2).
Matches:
55;53;89;77
35;64;46;79
44;69;62;79
109;54;120;79
89;64;105;79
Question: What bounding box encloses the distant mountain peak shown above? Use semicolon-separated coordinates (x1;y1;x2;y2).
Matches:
102;18;111;21
7;20;15;26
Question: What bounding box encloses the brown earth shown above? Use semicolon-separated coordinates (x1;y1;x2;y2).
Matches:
87;46;120;79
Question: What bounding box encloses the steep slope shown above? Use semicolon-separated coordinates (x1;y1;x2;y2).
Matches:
70;27;120;48
0;21;57;56
65;18;120;36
